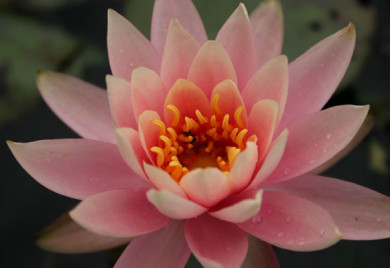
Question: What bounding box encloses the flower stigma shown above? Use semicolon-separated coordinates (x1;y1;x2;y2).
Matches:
150;93;258;182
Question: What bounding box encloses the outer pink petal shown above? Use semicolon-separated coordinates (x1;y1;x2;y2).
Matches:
70;188;171;237
209;189;263;223
241;55;288;124
144;162;186;197
250;0;284;68
216;4;257;89
147;189;207;219
278;24;356;132
160;18;201;91
185;214;248;268
229;142;258;192
138;110;162;164
114;221;190;268
106;75;137;128
242;236;280;268
7;139;149;200
238;191;342;251
188;41;237;98
248;129;288;189
267;175;390;240
151;0;207;54
115;128;149;180
180;168;231;207
248;99;278;163
36;214;130;254
163;79;212;125
107;9;160;82
37;71;116;143
131;67;164;120
265;105;369;185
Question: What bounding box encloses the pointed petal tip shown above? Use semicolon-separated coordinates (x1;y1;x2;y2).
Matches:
237;3;249;16
340;22;356;38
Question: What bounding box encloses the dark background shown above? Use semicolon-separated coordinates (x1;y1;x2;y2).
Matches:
1;0;389;267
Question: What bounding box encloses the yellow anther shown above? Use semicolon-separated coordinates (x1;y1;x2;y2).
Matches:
210;115;218;127
167;105;180;127
167;127;177;142
187;143;194;149
211;94;223;115
167;147;177;160
230;128;239;142
159;135;172;156
236;129;248;150
178;134;193;143
222;114;232;131
248;134;258;144
150;147;165;167
234;106;245;128
152;119;166;136
195;110;208;124
206;127;217;136
227;146;241;168
222;129;229;139
171;165;183;181
185;117;200;131
171;156;179;162
182;167;189;176
169;160;181;167
205;141;214;153
217;156;229;172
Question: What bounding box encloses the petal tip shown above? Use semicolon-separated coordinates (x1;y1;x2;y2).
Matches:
340;22;356;39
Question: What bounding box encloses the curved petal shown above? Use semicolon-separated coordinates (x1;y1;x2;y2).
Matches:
238;191;342;251
36;214;130;254
114;221;190;268
188;41;237;98
185;214;248;268
278;24;356;132
242;236;280;268
209;189;263;223
147;189;207;219
248;99;278;163
163;79;212;125
107;9;160;82
250;0;284;68
241;55;288;124
160;18;201;91
70;188;170;237
138;110;162;164
216;4;257;89
266;175;390;240
7;139;149;200
106;75;137;128
144;163;186;197
180;168;231;207
115;128;149;180
131;67;164;120
37;71;116;143
151;0;207;54
265;105;369;185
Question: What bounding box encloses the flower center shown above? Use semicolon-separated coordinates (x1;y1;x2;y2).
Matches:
150;94;257;181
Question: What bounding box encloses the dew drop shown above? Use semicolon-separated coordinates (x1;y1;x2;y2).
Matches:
283;168;291;175
322;148;327;153
129;62;134;67
277;232;285;237
251;215;262;224
109;41;114;46
309;159;316;164
320;230;325;236
286;216;291;223
326;133;332;139
298;241;305;246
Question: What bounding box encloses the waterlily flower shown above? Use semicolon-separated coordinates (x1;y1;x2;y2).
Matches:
8;0;390;267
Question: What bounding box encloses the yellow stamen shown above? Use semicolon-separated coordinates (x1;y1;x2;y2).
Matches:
152;119;166;136
205;141;214;153
210;115;218;127
227;146;241;168
167;127;177;142
150;147;164;167
248;134;258;143
159;135;172;156
185;117;200;131
178;134;193;143
217;156;229;172
234;106;245;128
222;114;230;131
167;105;180;127
211;94;223;115
206;127;217;136
230;128;239;143
236;129;248;150
195;110;208;124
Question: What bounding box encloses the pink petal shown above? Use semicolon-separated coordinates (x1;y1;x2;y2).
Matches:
106;75;137;128
241;55;288;124
163;79;212;125
7;139;149;200
180;168;231;207
185;214;248;268
144;162;186;197
160;18;201;91
188;41;237;98
151;0;207;54
230;142;258;192
250;0;284;68
267;175;390;240
114;221;190;268
37;71;116;143
265;105;369;185
147;189;207;219
248;129;288;189
216;4;257;89
278;24;356;132
238;191;342;251
248;99;278;163
242;236;280;268
70;188;170;237
131;67;164;120
209;189;263;223
138;110;162;164
115;128;149;180
107;9;160;82
36;214;130;254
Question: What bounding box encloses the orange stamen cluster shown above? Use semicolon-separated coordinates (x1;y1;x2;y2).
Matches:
150;94;257;181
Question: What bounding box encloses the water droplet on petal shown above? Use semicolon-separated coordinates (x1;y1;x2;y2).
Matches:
309;159;316;164
320;230;325;236
299;241;305;246
326;133;332;139
251;215;262;224
283;168;291;175
322;148;327;153
277;232;284;237
109;41;114;46
129;62;134;67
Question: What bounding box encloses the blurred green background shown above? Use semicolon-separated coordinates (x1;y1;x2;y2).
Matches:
1;0;389;267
